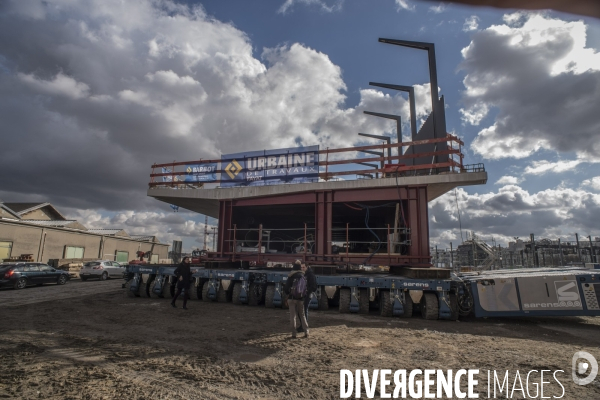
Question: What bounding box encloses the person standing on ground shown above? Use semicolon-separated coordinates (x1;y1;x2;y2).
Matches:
297;262;317;333
284;263;309;338
171;256;192;310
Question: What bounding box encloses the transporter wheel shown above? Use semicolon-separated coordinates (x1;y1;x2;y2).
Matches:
232;282;243;305
101;272;108;281
202;281;213;302
217;284;231;303
149;279;163;298
379;290;393;317
248;283;265;306
162;278;174;299
359;288;369;314
124;280;138;298
449;293;459;321
265;285;275;308
339;288;351;313
421;292;439;320
80;276;87;281
138;279;151;298
401;293;414;318
318;287;329;311
189;280;200;301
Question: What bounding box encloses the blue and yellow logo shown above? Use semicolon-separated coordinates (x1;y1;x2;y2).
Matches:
224;159;243;179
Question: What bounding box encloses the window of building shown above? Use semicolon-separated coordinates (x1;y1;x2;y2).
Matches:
0;241;12;260
64;246;84;259
151;254;159;263
115;251;129;263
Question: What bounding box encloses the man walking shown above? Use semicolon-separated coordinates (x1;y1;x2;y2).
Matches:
171;256;192;310
297;261;317;333
284;263;309;338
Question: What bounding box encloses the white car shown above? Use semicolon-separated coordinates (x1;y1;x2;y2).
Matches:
80;260;125;281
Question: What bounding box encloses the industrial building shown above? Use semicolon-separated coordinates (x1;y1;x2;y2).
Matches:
0;202;168;266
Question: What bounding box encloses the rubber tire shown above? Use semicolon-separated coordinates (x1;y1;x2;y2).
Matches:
139;279;151;298
162;278;174;299
80;276;88;281
100;272;108;281
421;292;439;320
125;280;138;298
379;290;393;317
149;279;162;298
189;280;200;301
339;288;351;313
449;293;459;321
265;285;275;308
57;275;67;285
202;281;213;302
359;288;369;314
232;282;243;305
14;278;27;290
401;293;414;318
248;283;264;306
217;284;231;303
318;287;329;311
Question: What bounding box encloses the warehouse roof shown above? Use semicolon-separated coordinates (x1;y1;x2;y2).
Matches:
130;235;160;243
86;229;130;237
3;202;66;220
22;220;88;230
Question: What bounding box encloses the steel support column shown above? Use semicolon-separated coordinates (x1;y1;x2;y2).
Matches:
315;191;333;261
218;200;233;255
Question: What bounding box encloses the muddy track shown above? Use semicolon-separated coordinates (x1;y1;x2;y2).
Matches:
1;288;600;399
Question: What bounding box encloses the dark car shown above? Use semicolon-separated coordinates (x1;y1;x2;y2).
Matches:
0;263;71;289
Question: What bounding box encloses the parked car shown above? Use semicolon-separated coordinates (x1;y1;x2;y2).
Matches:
0;263;70;289
79;260;125;281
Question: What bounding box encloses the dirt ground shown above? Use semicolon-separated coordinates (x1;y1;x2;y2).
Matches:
1;281;600;399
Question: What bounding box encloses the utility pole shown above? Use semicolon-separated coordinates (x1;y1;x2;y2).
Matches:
576;233;582;264
558;238;565;266
530;233;537;267
203;215;208;251
211;227;217;252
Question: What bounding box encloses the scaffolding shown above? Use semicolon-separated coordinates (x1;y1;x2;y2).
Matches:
431;233;600;271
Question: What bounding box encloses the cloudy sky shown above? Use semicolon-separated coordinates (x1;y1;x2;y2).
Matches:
1;0;599;251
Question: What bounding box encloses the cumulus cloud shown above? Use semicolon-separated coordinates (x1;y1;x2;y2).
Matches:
64;208;217;251
460;13;600;161
523;159;583;175
395;0;415;12
0;0;420;245
429;185;600;247
428;3;447;13
495;175;521;185
462;15;479;31
582;176;600;191
278;0;343;14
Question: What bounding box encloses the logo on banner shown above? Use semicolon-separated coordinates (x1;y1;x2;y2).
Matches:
224;159;243;179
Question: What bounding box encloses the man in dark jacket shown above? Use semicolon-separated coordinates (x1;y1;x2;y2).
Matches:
297;262;317;333
171;256;192;310
283;263;309;338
